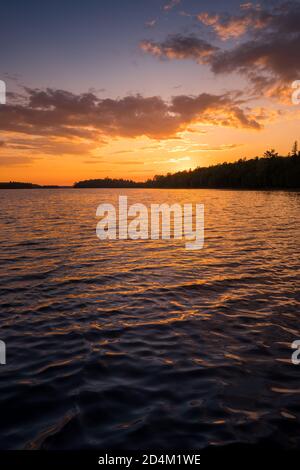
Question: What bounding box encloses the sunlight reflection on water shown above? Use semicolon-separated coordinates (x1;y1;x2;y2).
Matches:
0;188;299;449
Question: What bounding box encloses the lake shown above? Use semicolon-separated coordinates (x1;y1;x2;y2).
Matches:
0;188;299;449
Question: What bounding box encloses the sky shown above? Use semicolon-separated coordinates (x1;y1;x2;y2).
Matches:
0;0;300;185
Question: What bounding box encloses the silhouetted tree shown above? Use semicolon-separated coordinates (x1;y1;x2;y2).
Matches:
264;149;278;158
292;140;299;157
73;150;300;190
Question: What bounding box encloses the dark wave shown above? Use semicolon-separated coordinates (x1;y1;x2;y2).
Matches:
0;188;299;450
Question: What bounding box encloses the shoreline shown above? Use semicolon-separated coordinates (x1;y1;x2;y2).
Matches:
1;186;300;191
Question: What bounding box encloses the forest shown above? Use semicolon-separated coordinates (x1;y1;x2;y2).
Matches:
74;147;300;189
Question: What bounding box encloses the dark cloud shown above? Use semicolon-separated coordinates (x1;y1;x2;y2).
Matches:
170;93;261;129
0;88;262;153
171;93;230;118
208;2;300;99
198;1;300;39
211;32;300;81
141;1;300;100
140;34;218;63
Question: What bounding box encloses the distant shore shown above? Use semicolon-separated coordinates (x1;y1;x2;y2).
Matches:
2;153;300;190
2;185;300;191
0;183;71;189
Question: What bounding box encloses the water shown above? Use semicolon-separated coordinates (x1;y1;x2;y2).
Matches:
0;188;299;450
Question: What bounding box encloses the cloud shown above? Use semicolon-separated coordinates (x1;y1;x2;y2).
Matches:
111;160;145;165
0;86;263;169
240;3;256;10
189;143;242;152
142;2;300;101
163;0;180;12
110;150;132;155
212;34;300;78
168;156;190;162
1;135;97;156
0;87;263;166
197;2;300;40
84;159;144;165
0;89;174;141
170;92;261;129
199;1;300;98
210;35;300;100
197;5;271;40
0;156;36;166
145;18;157;28
140;34;218;63
153;156;190;164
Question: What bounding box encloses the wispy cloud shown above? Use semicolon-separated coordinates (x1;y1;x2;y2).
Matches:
163;0;180;12
189;143;243;152
153;156;190;164
145;18;157;28
0;155;37;166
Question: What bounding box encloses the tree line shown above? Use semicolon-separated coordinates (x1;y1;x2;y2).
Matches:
2;143;300;189
74;143;300;189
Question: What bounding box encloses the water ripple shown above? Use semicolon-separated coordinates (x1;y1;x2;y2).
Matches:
0;188;299;450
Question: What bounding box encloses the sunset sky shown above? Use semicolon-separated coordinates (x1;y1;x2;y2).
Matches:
1;0;300;185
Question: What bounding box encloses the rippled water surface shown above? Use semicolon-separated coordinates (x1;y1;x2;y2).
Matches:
0;189;300;450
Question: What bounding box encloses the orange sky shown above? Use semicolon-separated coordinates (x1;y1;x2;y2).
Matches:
0;105;299;186
1;0;300;185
